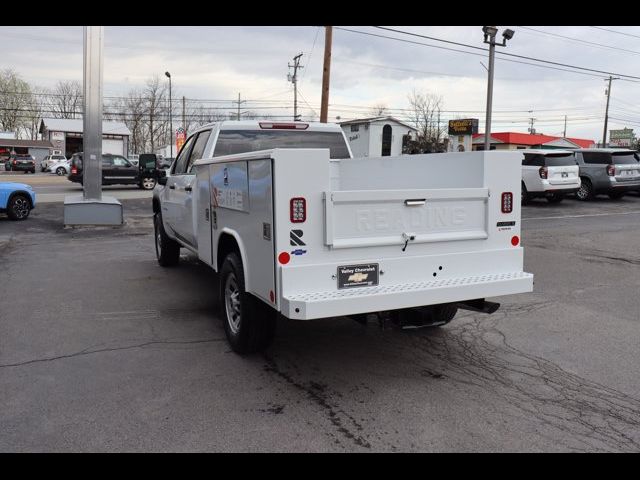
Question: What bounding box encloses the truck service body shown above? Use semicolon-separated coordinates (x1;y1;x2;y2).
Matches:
153;120;533;353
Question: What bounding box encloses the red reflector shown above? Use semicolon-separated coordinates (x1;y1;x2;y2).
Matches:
278;252;290;265
290;197;306;223
269;290;275;302
511;235;520;246
501;192;513;214
259;122;309;130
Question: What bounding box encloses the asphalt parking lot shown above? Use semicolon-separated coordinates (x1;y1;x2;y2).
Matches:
1;193;640;452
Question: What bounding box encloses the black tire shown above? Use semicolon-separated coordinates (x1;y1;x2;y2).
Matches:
608;191;625;200
576;178;593;201
521;182;530;205
7;194;31;220
55;167;66;176
546;193;564;203
154;212;180;267
24;170;29;174
140;177;156;190
220;252;276;354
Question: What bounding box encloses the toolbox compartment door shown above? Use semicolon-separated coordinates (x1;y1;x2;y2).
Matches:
324;188;489;249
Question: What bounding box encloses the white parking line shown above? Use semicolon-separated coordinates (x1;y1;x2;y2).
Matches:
523;211;640;221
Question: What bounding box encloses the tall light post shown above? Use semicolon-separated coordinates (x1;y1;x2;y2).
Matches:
482;26;515;151
165;71;172;158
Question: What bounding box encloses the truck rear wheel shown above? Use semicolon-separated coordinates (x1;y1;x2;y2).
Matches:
154;212;180;267
220;252;276;354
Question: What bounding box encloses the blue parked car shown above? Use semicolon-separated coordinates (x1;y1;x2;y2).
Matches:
0;182;36;220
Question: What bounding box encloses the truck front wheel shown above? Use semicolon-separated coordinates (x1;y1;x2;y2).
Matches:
220;252;276;354
154;212;180;267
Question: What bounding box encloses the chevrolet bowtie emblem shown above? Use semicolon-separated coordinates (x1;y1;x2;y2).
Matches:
348;272;368;282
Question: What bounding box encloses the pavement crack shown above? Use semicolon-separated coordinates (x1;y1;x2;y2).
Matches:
397;311;640;452
262;354;372;450
0;338;225;369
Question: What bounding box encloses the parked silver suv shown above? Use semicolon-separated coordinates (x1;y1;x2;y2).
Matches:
574;148;640;200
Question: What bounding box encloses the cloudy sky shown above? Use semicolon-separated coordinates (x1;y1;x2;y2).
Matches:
2;25;640;142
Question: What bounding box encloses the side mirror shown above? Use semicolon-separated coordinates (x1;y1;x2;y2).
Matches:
158;169;167;185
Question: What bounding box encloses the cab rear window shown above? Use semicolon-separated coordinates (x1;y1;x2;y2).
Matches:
213;130;350;159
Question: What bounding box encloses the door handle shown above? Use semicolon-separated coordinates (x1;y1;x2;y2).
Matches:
185;186;192;192
169;185;175;190
404;198;426;206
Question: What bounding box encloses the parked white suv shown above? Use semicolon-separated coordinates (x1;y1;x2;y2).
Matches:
41;154;68;172
520;149;580;204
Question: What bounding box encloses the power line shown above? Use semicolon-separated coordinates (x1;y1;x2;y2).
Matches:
588;26;640;40
366;26;640;81
517;26;640;57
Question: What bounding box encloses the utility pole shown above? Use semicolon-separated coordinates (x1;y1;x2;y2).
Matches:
320;26;333;123
231;93;247;121
528;115;536;134
482;26;515;150
288;53;303;121
602;76;619;147
165;72;172;158
182;96;186;134
563;115;567;138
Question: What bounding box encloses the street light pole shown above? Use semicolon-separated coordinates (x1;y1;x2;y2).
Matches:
165;71;172;158
482;26;515;151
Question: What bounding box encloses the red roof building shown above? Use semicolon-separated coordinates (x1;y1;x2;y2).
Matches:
472;132;595;150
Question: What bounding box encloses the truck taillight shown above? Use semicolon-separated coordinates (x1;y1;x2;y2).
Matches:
501;192;513;214
71;167;77;174
12;160;17;165
290;197;306;223
538;166;548;179
607;164;616;176
259;122;309;130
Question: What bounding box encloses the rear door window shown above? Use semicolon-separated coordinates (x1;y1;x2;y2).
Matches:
172;134;196;175
186;130;212;173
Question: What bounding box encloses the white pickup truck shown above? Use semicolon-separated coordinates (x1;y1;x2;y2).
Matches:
153;120;533;353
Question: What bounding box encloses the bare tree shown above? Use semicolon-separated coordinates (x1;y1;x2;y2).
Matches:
107;89;147;154
49;80;82;119
369;103;389;117
143;76;168;152
0;69;33;137
407;90;446;153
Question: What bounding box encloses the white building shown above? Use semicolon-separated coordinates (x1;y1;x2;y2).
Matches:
339;116;418;158
38;118;131;158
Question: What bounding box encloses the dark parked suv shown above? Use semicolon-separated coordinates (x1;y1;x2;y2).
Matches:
68;152;158;190
574;148;640;200
4;154;36;173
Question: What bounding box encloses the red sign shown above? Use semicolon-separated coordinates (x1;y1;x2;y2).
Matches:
176;127;186;153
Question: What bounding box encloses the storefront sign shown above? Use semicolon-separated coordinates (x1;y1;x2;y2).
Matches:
448;119;479;135
176;127;186;153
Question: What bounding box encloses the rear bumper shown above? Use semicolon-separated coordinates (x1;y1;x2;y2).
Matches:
281;271;533;320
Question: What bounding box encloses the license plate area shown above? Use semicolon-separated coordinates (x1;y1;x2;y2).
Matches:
337;263;379;289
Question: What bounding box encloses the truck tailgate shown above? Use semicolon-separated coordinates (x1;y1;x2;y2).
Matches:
324;187;489;248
